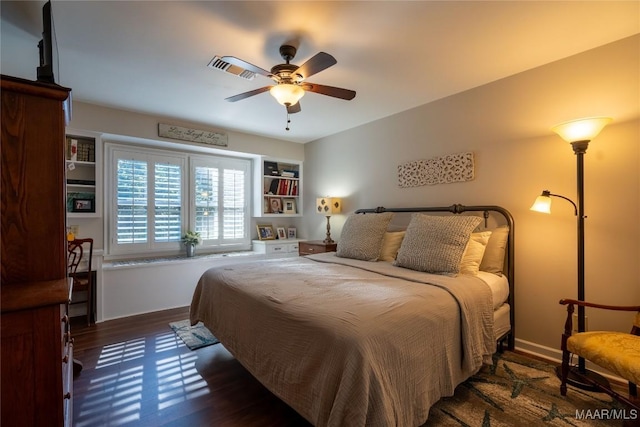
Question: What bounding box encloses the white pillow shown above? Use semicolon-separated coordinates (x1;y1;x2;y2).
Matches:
459;231;492;275
479;225;510;276
378;231;406;262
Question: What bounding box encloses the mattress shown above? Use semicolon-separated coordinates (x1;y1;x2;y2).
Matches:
477;270;510;309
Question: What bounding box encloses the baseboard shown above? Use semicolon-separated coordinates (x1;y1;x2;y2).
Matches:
514;338;628;386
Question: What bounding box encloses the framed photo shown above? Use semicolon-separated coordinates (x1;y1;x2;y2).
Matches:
288;227;297;239
269;197;283;214
72;198;94;212
256;224;275;240
282;197;297;214
276;227;287;239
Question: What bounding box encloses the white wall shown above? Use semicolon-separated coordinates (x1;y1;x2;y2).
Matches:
303;35;640;359
100;253;264;320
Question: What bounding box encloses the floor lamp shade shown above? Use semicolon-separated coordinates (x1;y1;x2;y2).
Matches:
316;197;341;244
551;117;612;143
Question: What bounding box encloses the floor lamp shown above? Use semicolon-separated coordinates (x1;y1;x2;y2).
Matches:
530;116;612;391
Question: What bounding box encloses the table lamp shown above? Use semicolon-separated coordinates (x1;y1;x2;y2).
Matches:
316;197;341;244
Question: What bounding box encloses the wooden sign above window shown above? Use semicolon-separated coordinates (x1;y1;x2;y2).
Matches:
158;123;228;147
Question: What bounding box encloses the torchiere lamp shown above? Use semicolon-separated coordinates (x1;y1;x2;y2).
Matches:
531;116;612;391
316;197;341;244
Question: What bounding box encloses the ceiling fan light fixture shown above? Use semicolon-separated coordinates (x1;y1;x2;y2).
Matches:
270;84;305;106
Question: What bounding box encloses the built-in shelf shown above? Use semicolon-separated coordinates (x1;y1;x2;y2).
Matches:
254;157;302;217
66;130;101;218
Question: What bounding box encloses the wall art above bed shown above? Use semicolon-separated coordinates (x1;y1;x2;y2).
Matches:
397;151;474;188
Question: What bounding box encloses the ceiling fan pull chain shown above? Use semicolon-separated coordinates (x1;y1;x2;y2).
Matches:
285;112;291;131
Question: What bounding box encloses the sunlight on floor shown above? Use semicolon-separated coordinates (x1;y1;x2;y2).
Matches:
155;330;186;352
96;338;146;369
75;333;211;426
76;365;143;427
157;352;210;410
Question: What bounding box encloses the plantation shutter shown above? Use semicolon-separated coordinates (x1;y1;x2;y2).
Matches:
154;162;182;242
222;167;246;239
116;158;148;244
191;157;250;246
194;166;219;240
108;144;249;256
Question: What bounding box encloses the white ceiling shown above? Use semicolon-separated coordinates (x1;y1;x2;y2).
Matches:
1;1;638;143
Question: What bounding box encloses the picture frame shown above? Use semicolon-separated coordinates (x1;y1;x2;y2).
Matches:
282;197;297;214
288;227;297;239
276;227;287;240
256;224;275;240
72;198;94;212
269;197;283;214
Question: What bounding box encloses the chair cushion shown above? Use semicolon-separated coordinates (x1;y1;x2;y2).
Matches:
567;331;640;384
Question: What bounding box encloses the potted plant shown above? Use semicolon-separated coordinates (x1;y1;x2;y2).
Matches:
182;230;201;257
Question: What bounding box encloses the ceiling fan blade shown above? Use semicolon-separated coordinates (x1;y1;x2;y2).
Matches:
220;56;272;78
287;102;301;114
225;86;272;102
293;52;337;79
302;83;356;100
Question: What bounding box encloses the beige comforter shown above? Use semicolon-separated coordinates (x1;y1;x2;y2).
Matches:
190;252;494;426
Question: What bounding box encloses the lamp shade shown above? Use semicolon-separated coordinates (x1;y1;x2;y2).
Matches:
316;197;341;215
551;117;612;143
270;84;305;106
530;193;552;214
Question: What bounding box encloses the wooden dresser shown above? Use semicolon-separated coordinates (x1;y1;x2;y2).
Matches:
1;75;73;426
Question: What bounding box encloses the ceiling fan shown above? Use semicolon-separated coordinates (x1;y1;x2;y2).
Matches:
222;45;356;117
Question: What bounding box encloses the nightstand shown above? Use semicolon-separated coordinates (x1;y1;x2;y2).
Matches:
299;240;337;256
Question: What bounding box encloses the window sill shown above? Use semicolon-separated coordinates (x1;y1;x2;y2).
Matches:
103;250;260;270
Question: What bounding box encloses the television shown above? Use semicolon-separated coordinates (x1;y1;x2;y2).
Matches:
36;1;55;83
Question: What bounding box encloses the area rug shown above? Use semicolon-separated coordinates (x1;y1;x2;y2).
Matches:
169;319;219;350
425;351;635;426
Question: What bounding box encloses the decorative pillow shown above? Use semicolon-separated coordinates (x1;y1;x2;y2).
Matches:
479;225;510;276
336;212;394;261
459;231;492;275
378;231;406;262
394;214;482;275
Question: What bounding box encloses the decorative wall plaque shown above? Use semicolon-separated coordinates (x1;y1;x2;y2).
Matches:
398;152;474;188
158;123;228;147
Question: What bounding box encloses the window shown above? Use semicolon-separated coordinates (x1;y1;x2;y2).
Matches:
107;144;251;256
191;156;250;246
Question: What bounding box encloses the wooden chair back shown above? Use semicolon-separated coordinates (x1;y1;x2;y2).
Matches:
67;238;94;325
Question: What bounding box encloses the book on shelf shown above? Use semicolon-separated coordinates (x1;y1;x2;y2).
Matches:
265;178;298;196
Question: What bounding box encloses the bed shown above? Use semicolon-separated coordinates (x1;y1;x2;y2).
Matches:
190;204;515;426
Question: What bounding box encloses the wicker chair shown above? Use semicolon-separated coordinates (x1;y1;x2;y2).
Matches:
559;298;640;411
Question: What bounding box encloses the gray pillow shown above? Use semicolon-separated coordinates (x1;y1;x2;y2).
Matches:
394;214;482;275
336;212;394;261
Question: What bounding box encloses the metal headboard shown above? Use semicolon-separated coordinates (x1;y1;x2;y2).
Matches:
354;204;515;351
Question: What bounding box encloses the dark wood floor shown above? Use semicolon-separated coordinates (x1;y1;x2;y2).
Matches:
71;307;312;427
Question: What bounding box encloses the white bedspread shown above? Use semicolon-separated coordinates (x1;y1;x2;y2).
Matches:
190;252;494;426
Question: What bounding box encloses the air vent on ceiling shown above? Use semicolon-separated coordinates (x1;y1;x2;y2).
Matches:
208;56;256;80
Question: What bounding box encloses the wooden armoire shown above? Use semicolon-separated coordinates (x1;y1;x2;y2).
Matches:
1;75;73;426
